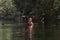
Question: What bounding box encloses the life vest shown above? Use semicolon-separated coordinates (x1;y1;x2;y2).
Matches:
28;21;33;26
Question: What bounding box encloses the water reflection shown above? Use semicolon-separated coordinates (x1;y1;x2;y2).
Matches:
0;19;60;40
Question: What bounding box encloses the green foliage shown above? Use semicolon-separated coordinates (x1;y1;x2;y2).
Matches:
0;0;15;14
54;0;60;9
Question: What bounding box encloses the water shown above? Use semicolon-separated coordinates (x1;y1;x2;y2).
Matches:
0;20;60;40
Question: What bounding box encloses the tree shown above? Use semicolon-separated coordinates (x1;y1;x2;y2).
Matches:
0;0;16;16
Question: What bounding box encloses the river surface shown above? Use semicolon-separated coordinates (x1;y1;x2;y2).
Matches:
0;20;60;40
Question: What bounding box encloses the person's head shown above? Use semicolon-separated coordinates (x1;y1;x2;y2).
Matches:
28;17;32;22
